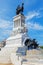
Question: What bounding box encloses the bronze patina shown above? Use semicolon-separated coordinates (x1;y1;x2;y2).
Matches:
16;3;24;15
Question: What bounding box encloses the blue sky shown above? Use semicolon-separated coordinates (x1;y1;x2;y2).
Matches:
0;0;43;46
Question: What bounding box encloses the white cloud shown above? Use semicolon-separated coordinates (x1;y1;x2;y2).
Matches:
25;10;43;30
33;23;43;30
2;30;12;36
0;19;13;28
26;22;43;30
0;19;13;38
26;11;40;21
26;8;43;21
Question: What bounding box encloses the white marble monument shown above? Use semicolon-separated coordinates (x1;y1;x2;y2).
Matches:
0;10;43;65
0;13;29;64
6;14;29;47
0;3;43;65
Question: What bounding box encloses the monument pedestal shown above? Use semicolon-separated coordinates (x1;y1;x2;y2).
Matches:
0;14;29;64
6;14;29;48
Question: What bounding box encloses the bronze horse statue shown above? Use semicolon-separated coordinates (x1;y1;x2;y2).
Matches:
16;3;24;15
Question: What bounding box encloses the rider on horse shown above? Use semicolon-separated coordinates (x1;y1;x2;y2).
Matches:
16;3;24;15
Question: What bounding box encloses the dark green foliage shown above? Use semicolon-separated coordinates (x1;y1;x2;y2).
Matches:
40;46;43;49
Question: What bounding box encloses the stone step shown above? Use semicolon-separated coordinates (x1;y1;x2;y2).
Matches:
27;50;42;55
0;47;18;64
26;56;43;59
22;62;43;65
10;53;22;65
22;60;43;65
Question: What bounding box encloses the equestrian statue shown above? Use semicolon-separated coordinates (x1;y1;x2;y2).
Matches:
16;3;24;15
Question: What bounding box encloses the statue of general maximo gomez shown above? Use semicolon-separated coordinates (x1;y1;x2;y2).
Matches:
16;3;24;15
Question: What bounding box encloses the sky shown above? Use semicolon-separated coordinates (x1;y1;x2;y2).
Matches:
0;0;43;46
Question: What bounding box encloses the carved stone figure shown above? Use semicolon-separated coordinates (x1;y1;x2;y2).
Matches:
25;39;39;49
